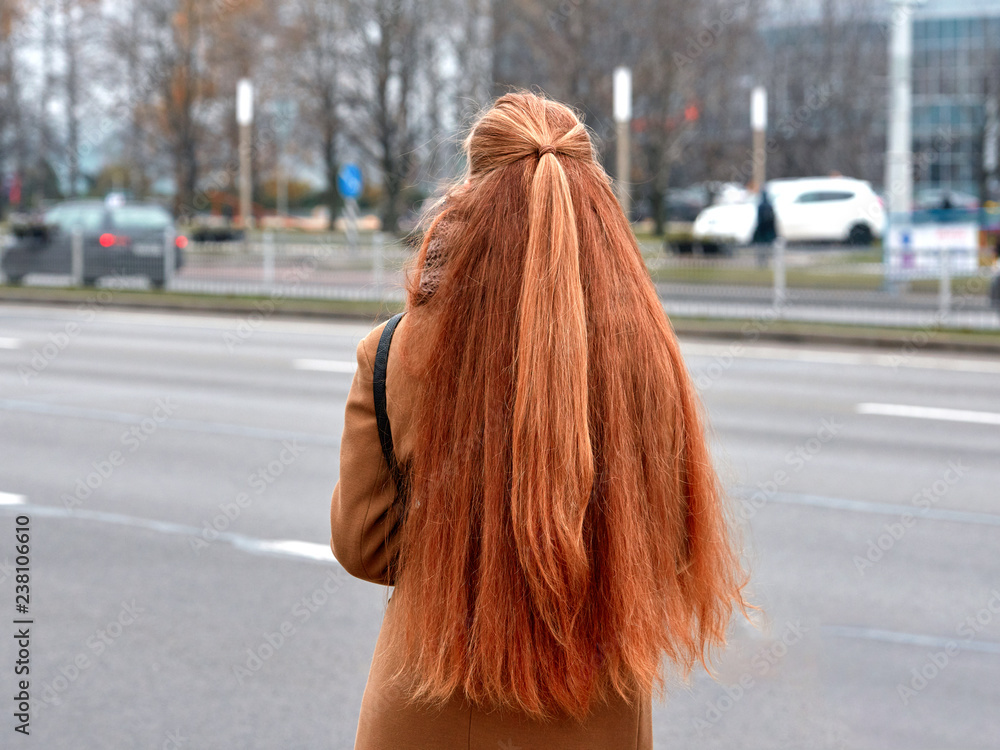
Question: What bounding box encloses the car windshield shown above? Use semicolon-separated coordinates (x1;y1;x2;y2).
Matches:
111;206;172;231
45;204;105;232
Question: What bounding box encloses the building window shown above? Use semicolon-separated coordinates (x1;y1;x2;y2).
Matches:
957;18;972;43
941;65;958;96
941;18;958;43
925;19;941;45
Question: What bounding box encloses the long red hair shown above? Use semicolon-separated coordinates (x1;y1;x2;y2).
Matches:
388;91;747;720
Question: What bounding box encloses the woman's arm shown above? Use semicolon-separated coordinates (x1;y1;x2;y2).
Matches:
330;324;401;586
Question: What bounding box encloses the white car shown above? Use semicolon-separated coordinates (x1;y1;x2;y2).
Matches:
692;177;886;247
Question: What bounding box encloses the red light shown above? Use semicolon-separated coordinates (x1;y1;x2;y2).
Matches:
175;235;188;249
99;233;116;248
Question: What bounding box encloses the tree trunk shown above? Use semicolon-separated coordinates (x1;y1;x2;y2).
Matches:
381;151;400;234
39;0;56;190
126;0;143;197
651;185;665;237
322;104;340;229
375;2;400;235
652;148;670;237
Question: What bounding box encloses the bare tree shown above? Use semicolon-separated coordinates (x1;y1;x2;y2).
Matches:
204;0;284;220
286;0;347;225
760;0;887;184
343;0;426;234
132;0;211;217
37;0;57;189
484;0;759;232
631;0;699;233
0;0;29;211
672;1;763;188
629;0;762;234
492;0;625;145
105;0;152;197
60;0;83;195
448;0;492;119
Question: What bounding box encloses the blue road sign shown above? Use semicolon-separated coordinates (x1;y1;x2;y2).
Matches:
337;164;363;199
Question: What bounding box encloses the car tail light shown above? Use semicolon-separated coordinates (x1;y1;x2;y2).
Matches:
175;235;188;249
99;233;130;248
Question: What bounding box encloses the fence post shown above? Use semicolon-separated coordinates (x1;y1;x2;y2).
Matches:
939;245;951;318
773;237;787;308
163;227;176;290
263;231;275;287
345;198;359;257
71;229;84;287
373;232;384;299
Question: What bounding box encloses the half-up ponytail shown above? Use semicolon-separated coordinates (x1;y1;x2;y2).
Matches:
510;146;593;645
392;91;748;721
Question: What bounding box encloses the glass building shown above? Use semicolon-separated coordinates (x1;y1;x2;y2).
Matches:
760;0;1000;202
912;0;1000;202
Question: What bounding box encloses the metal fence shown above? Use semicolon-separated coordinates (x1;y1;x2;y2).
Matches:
650;238;1000;331
2;228;999;331
168;232;411;302
0;230;410;302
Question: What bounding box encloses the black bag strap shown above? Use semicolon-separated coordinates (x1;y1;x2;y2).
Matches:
373;312;406;490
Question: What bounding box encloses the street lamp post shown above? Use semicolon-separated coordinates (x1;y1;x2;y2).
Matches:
237;79;254;232
613;67;632;220
751;86;767;193
885;0;923;223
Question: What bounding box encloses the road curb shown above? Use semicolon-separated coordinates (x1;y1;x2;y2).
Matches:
2;286;999;354
0;286;401;322
668;318;1000;355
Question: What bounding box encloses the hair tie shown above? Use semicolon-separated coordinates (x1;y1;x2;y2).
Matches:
537;144;557;157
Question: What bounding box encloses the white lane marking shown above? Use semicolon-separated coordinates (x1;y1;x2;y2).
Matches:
823;625;1000;655
680;341;1000;375
293;358;357;373
857;402;1000;426
750;490;1000;528
0;502;338;564
0;337;21;349
241;539;335;562
0;492;26;505
0;398;339;446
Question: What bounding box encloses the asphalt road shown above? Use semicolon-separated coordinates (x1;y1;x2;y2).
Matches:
0;303;998;750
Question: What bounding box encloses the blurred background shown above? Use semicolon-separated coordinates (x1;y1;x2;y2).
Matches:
0;0;997;228
0;0;999;748
1;0;999;323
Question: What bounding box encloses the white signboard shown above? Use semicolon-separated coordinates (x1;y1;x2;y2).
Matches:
613;67;631;123
886;223;979;276
751;86;767;131
237;79;254;126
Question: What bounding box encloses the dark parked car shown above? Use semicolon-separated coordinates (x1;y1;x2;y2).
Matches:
2;200;185;288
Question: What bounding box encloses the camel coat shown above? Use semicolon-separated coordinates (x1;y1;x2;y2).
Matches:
330;316;654;750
